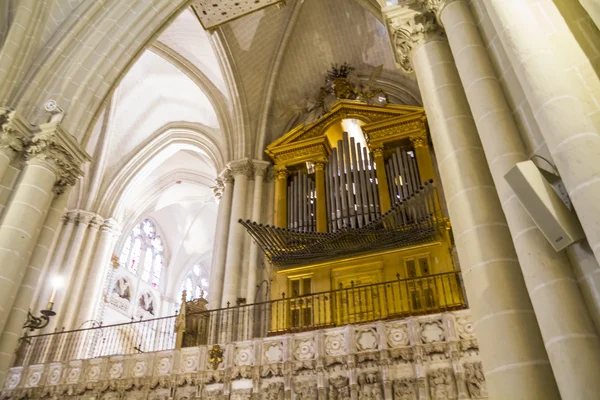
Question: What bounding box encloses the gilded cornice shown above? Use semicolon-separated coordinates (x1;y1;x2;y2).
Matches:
362;114;427;149
0;108;33;159
266;100;426;168
384;2;445;73
27;121;91;195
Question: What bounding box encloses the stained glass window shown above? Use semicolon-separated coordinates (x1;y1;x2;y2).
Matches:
129;238;142;274
118;218;165;288
176;264;210;311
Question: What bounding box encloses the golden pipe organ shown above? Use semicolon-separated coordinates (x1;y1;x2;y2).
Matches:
241;76;464;332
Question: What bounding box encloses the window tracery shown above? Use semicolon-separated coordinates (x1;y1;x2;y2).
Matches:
176;263;210;310
119;219;165;288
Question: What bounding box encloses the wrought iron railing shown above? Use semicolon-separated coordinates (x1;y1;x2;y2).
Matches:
14;272;465;367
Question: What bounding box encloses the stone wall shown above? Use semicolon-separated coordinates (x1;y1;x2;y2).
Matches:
1;310;487;399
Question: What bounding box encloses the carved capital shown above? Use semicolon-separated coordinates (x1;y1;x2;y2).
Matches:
252;160;271;178
372;147;385;158
419;0;460;25
314;162;325;172
275;166;289;180
0;109;32;160
76;210;96;226
265;166;276;182
212;178;225;199
410;133;428;148
26;122;90;195
228;159;253;178
221;169;234;184
101;218;120;235
385;4;445;72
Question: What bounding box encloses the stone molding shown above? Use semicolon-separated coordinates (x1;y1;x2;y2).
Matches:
385;2;445;73
0;109;32;160
26;122;91;195
1;310;488;400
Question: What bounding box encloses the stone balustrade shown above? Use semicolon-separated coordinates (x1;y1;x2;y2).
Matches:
1;310;487;399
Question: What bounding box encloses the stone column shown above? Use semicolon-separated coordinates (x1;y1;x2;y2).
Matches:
0;191;69;384
371;147;391;213
274;166;288;228
208;171;234;310
426;1;600;398
578;0;600;28
221;159;252;307
385;5;560;398
33;212;76;313
0;122;89;336
483;0;600;266
75;219;119;327
46;211;95;332
246;161;270;304
314;162;328;232
0;109;30;183
61;215;103;330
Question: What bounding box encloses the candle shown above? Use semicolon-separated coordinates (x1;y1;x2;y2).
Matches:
48;287;57;305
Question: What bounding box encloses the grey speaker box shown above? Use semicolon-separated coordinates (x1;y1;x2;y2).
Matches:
504;161;584;251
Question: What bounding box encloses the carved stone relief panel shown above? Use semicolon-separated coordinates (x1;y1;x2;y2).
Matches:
356;328;379;352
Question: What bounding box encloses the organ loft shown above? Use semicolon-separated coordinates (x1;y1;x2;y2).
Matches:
241;64;464;333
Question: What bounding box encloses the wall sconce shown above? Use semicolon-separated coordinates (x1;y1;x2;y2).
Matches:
23;276;63;331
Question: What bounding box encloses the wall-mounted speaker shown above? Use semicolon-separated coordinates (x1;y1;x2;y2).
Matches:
505;161;584;251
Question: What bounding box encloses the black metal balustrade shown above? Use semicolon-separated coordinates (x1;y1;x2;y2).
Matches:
13;272;466;368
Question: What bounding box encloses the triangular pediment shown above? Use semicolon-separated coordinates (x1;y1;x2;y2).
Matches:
268;100;424;149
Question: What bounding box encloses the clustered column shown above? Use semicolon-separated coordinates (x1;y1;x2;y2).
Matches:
0;119;88;383
0;191;69;380
425;1;600;398
483;0;600;266
74;219;119;327
384;4;559;398
245;161;270;304
221;159;252;307
208;171;234;311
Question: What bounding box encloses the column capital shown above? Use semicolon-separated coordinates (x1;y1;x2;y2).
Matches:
410;132;429;148
372;146;385;157
0;108;32;160
252;160;271;178
76;210;97;226
418;0;461;25
101;218;120;235
265;166;276;182
26;121;91;195
385;3;444;73
227;158;253;178
212;177;225;200
314;162;325;172
275;166;289;180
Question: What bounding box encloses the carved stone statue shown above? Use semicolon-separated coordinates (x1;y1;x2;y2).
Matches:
464;362;487;399
263;382;284;400
113;277;131;300
357;372;383;400
328;376;351;400
294;381;316;399
428;368;456;400
393;377;416;400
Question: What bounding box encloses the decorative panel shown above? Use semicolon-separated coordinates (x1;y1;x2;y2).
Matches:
191;0;285;29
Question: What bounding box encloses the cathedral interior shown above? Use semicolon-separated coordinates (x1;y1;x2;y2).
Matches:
0;0;599;399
